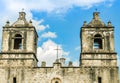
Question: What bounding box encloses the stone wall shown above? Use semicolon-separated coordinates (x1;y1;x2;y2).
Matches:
0;63;119;83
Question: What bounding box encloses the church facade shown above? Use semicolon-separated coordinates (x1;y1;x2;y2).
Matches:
0;11;119;83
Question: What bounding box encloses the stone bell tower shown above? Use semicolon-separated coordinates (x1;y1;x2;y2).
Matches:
0;11;38;67
80;11;119;83
80;11;117;67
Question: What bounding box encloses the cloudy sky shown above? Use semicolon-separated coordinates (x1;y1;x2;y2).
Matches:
0;0;120;67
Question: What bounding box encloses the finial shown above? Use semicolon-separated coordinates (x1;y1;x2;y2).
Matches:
41;61;46;67
29;20;33;26
6;20;10;24
18;9;26;20
29;20;32;23
68;61;73;67
83;21;87;27
60;55;66;66
5;20;10;27
107;20;112;27
93;11;100;19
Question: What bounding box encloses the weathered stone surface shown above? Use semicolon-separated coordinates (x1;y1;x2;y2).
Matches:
0;11;119;83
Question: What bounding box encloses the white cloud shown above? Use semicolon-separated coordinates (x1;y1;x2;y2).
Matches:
1;0;115;14
37;39;69;66
32;19;49;31
0;0;115;30
41;31;57;38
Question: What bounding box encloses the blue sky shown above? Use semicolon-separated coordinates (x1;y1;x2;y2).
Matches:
0;0;119;67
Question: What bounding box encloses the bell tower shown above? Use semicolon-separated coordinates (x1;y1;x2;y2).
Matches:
0;11;38;67
80;11;117;67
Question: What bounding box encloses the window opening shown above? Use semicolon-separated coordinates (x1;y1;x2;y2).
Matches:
94;34;102;49
55;81;58;83
98;77;101;83
13;77;16;83
14;34;22;49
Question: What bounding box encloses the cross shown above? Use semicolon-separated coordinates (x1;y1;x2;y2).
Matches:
54;45;61;60
22;8;24;12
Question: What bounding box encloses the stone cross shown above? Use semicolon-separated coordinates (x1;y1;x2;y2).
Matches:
54;45;61;60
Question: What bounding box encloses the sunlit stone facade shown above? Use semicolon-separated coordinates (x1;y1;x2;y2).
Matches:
0;11;119;83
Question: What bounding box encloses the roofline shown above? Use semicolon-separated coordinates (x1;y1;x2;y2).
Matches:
81;52;117;54
81;26;114;28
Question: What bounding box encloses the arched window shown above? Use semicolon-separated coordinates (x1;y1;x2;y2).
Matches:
55;81;58;83
51;78;61;83
94;34;103;49
14;34;22;49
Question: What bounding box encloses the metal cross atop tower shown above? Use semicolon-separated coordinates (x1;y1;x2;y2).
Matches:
22;8;24;12
54;45;61;60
